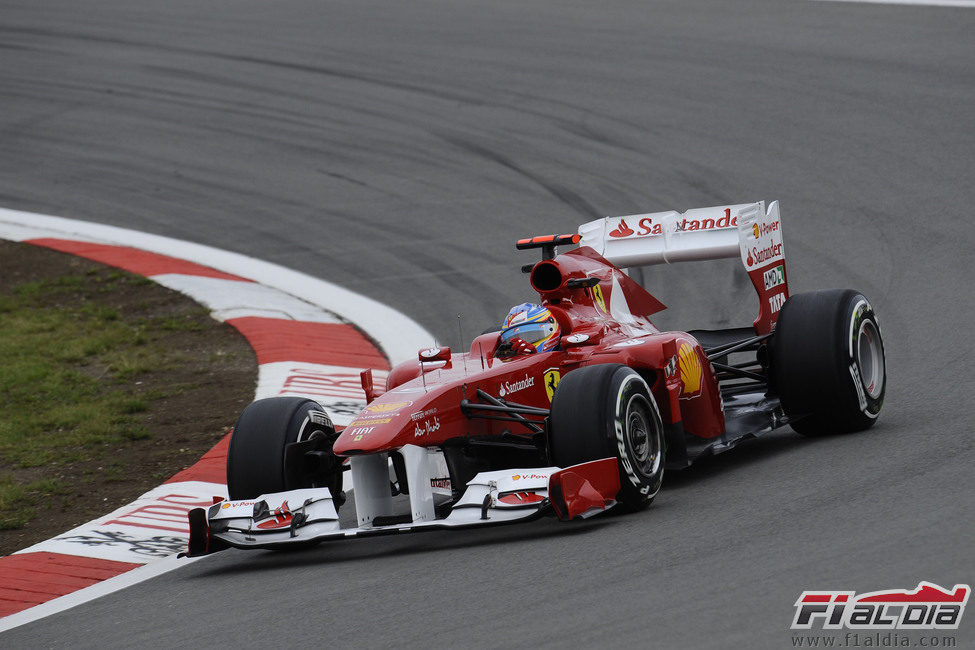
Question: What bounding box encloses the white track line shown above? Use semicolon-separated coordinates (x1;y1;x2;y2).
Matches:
0;555;207;633
812;0;975;7
0;208;436;631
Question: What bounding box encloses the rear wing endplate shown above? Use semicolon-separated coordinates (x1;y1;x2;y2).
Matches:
578;201;788;334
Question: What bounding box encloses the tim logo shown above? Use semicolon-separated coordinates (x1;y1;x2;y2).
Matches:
792;582;969;630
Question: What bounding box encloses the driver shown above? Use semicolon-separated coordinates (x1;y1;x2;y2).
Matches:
498;303;561;355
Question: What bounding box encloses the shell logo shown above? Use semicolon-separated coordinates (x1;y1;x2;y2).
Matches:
753;223;760;239
363;400;411;414
678;342;702;395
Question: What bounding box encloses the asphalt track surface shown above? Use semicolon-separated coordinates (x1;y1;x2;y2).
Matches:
1;0;973;647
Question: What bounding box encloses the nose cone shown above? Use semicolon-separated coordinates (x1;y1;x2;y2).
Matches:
333;398;416;455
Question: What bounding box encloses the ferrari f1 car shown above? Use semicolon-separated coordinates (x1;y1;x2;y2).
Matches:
187;201;886;554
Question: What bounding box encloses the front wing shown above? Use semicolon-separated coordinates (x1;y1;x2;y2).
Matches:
187;457;620;554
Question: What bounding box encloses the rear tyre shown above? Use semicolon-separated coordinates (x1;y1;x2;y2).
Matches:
227;397;337;500
550;364;665;511
770;289;886;435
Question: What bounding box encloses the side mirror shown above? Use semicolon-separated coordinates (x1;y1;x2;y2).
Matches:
419;346;451;363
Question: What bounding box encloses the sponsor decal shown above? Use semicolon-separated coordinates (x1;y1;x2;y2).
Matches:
348;426;375;442
419;347;443;359
363;400;412;414
754;219;780;238
591;284;607;312
637;218;664;236
743;212;784;270
674;209;737;233
511;474;548;481
346;417;392;427
410;407;438;422
498;374;534;397
609;219;635;238
678;342;702;395
609;209;738;240
430;478;451;489
663;355;678;379
745;242;784;268
849;363;868;412
792;582;969;630
221;501;256;509
308;410;332;427
763;264;785;291
544;368;561;402
413;416;441;438
768;292;786;314
565;333;590;344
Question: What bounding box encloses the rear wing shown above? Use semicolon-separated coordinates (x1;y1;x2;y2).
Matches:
577;201;788;334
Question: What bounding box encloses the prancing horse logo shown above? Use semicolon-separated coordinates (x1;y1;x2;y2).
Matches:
544;368;561;402
591;284;607;313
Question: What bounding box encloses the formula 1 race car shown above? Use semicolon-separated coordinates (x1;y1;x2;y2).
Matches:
187;201;886;554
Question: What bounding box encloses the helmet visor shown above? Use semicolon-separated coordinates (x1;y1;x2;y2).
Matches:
500;322;557;347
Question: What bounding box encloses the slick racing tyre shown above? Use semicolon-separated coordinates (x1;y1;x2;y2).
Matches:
770;289;886;436
550;364;665;511
227;397;338;500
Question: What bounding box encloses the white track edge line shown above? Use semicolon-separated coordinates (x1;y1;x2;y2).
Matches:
0;555;206;633
0;207;437;631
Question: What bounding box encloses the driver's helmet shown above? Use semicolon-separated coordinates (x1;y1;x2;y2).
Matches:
500;303;561;353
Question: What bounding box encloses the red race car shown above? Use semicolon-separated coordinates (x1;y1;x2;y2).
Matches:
188;201;886;554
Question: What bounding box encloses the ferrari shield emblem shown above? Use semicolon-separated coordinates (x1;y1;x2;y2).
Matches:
544;368;561;402
591;284;607;313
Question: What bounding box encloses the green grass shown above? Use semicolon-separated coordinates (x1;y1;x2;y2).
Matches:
0;272;181;525
0;475;67;530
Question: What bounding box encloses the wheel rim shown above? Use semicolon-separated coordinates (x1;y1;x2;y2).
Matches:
625;395;661;478
856;319;884;399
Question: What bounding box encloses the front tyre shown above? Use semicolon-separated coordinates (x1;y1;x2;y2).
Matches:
227;397;338;500
770;289;886;435
550;364;665;511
